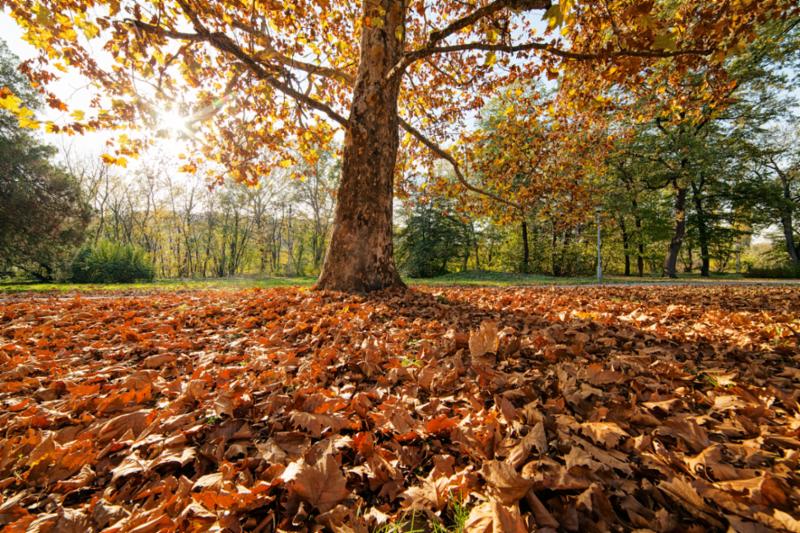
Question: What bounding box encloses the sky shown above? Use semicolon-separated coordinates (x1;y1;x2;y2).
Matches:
0;11;192;170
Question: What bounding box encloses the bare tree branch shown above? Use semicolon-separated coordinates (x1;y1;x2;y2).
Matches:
388;0;550;79
398;117;522;211
405;40;710;65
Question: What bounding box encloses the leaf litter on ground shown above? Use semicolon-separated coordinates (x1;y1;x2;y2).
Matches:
0;285;798;532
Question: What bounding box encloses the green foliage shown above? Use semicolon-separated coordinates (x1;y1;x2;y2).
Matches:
0;39;90;280
744;264;800;279
396;199;469;278
70;240;155;283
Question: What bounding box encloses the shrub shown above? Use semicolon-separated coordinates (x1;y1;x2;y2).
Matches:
744;264;800;279
71;241;155;283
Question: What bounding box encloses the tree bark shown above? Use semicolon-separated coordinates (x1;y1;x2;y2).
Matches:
691;179;711;276
631;197;644;276
471;221;480;270
664;181;688;278
521;219;530;274
316;0;405;292
778;172;800;266
618;215;630;276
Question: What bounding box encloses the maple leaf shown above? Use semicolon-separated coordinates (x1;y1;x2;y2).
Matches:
469;321;499;359
580;421;629;448
507;423;547;468
464;499;527;533
282;453;350;513
480;461;534;505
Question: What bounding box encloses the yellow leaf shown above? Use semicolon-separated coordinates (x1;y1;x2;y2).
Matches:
0;93;23;112
70;109;85;121
543;4;562;29
18;116;40;129
279;159;293;168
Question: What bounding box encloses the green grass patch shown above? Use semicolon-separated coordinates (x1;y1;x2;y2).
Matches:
2;269;789;295
408;270;753;287
0;276;315;294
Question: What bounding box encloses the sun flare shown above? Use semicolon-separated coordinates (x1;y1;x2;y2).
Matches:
155;108;190;137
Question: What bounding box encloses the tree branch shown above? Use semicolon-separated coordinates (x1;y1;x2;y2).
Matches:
388;0;550;79
127;18;349;128
398;117;522;211
405;40;711;65
231;20;354;84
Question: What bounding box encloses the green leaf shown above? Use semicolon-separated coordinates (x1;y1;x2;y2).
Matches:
653;33;677;51
542;5;562;29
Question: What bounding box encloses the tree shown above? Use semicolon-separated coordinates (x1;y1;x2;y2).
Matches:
2;0;796;291
396;196;468;278
743;127;800;267
0;40;91;280
0;135;91;279
612;17;800;277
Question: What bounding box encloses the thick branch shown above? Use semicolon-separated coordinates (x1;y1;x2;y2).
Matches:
406;40;711;64
128;19;348;128
398;117;522;211
388;0;549;79
205;31;349;127
232;20;354;84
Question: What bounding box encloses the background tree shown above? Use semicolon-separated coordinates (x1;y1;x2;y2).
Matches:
3;0;795;291
396;196;469;278
0;40;90;280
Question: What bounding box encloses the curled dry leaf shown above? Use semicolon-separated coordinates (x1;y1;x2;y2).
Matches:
469;321;499;360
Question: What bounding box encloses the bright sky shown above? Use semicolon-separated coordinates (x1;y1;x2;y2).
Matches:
0;11;193;172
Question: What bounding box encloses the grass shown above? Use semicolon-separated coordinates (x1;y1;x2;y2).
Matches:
0;276;316;294
409;269;755;287
0;269;794;294
373;496;470;533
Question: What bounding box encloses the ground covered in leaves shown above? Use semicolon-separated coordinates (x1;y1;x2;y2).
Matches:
1;286;799;532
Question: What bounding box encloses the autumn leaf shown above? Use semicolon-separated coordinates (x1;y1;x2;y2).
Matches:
480;461;534;505
282;453;350;513
469;321;499;359
464;499;527;533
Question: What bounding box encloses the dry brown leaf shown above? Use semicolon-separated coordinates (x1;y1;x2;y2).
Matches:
469;321;499;359
480;461;534;505
580;421;629;448
282;453;350;513
464;499;527;533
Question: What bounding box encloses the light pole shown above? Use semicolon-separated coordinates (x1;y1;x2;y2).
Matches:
596;207;602;283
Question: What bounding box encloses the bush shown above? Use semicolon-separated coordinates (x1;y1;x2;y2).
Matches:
71;241;155;283
744;264;800;279
396;200;468;278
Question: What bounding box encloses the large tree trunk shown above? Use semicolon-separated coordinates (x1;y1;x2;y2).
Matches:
631;197;644;276
781;213;799;266
664;181;688;278
316;0;405;292
691;179;711;276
